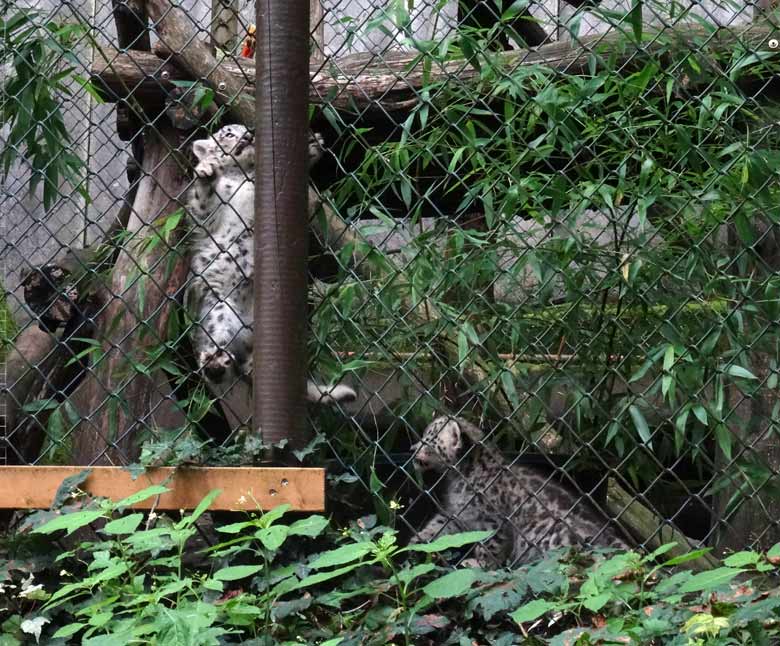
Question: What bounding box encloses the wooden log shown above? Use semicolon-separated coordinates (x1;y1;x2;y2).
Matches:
70;125;190;465
91;23;779;112
0;466;325;511
143;0;255;124
606;479;719;571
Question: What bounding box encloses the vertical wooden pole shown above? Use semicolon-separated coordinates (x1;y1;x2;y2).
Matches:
254;0;310;454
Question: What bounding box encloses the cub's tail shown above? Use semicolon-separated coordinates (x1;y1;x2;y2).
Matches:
306;381;357;405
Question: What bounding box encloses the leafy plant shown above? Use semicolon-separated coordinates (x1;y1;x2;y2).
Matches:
4;490;780;644
0;5;99;210
311;1;780;502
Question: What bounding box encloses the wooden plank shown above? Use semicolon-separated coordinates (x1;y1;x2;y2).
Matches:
0;466;325;511
91;23;779;112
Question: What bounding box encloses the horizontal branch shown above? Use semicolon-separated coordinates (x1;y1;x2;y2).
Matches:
91;23;778;113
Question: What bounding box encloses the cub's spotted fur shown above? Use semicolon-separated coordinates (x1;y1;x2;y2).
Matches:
185;124;356;405
411;416;629;567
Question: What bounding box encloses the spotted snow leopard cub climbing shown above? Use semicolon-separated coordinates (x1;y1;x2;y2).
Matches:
185;123;356;405
411;416;630;567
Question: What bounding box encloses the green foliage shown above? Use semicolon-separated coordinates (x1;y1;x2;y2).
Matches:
0;5;97;210
3;492;780;644
0;280;16;360
311;4;780;496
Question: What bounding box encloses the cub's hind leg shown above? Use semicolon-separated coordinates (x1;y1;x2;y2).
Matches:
193;293;250;384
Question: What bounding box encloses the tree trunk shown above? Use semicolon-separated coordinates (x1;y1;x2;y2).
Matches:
71;126;189;465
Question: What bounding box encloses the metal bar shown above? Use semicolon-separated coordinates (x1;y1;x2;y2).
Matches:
254;0;310;452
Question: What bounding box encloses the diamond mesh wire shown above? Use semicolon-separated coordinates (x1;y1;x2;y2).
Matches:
1;0;780;565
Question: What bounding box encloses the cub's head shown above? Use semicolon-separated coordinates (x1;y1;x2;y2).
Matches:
411;416;484;473
192;124;255;171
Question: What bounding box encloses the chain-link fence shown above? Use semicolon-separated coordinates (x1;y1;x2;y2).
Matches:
2;0;780;567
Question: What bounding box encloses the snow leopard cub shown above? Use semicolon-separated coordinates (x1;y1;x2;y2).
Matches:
411;416;630;567
185;123;356;405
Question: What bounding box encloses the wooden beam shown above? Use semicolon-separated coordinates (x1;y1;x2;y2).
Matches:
91;23;779;112
0;466;325;511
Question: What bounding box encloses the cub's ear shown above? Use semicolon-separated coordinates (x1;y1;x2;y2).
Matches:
191;139;212;161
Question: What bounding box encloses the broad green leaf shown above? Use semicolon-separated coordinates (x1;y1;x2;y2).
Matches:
308;542;374;569
629;405;652;447
213;564;264;581
457;329;469;369
288;515;329;537
723;551;760;568
260;504;292;528
502;0;530;20
422;568;476;599
663;548;713;567
280;563;363;594
33;509;105;536
767;543;780;560
182;489;222;526
511;598;557;624
714;424;733;460
115;485;170;509
629;0;643;41
643;542;678;562
678;567;744;593
724;365;758;380
500;372;520;409
52;622;84;638
256;526;289;551
216;520;255;534
102;513;144;535
692;405;708;426
403;530;494;554
663;345;675;371
582;592;611;612
462;320;480;345
393;562;437;586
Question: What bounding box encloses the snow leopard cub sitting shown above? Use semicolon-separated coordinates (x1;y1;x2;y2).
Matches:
185;123;356;405
411;416;630;567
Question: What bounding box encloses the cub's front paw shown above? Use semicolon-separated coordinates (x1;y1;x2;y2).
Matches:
195;159;218;180
199;349;234;383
